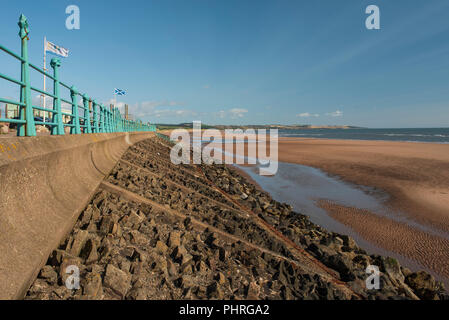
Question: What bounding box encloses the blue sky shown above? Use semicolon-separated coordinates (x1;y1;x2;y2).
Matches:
0;0;448;127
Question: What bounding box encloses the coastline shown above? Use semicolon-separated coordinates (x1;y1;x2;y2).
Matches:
276;137;449;233
25;136;449;300
230;137;449;287
163;131;449;286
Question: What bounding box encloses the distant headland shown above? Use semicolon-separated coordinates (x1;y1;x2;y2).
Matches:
156;123;363;130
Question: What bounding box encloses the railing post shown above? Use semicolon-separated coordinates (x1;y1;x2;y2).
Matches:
92;100;99;133
50;58;64;135
111;108;114;132
100;104;105;133
70;86;81;134
114;107;119;132
109;105;114;133
114;108;118;132
109;110;113;132
17;14;36;137
104;106;109;133
116;108;119;132
98;104;102;132
107;109;111;133
104;107;108;133
83;95;92;133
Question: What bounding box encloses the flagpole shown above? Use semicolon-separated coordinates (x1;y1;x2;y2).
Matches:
43;36;46;124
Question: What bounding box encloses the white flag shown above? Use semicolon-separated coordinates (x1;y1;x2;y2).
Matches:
45;40;69;58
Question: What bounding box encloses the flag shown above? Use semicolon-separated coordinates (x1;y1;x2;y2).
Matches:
114;88;126;96
45;40;69;58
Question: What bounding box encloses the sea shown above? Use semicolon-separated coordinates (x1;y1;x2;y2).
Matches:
278;127;449;143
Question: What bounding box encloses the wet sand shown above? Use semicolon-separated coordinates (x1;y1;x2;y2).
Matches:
275;138;449;285
277;138;449;232
318;200;449;280
225;137;449;285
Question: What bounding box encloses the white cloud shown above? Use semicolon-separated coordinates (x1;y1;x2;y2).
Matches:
113;100;196;121
297;112;319;118
218;110;226;119
214;108;248;119
229;108;248;118
326;110;343;117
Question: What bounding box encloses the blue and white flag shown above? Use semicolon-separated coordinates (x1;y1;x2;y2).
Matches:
114;88;126;96
45;40;69;58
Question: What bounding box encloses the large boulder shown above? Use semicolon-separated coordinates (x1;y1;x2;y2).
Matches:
103;264;131;298
405;271;440;300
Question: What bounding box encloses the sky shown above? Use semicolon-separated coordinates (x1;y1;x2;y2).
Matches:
0;0;448;128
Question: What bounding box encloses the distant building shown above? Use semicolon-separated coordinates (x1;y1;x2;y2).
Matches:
5;104;19;118
5;104;43;119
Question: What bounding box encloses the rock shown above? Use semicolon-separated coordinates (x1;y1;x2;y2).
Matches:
322;254;355;282
340;235;357;250
352;255;371;269
39;265;58;284
120;247;135;259
207;282;224;299
0;125;9;134
168;231;181;248
401;267;412;278
247;281;260;299
103;264;131;298
155;241;168;255
127;287;147;300
240;193;248;200
67;230;89;257
83;273;103;299
167;260;178;277
197;261;209;273
405;271;439;300
36;125;49;133
128;210;144;227
130;230;148;246
99;239;113;261
382;257;405;287
80;206;93;226
171;245;189;263
48;249;81;267
99;216;114;235
149;253;168;274
119;259;131;273
80;239;99;264
215;272;226;285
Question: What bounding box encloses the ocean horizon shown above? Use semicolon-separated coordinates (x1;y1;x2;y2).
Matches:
278;127;449;143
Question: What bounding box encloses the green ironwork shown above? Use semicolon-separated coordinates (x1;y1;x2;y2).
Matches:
92;100;99;133
17;14;35;137
50;58;64;135
82;95;92;133
0;14;156;136
70;86;81;134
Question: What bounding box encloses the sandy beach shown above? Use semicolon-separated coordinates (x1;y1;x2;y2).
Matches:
277;138;449;231
165;131;449;284
275;138;449;283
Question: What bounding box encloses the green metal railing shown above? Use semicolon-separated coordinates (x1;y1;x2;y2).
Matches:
0;14;156;136
156;132;173;142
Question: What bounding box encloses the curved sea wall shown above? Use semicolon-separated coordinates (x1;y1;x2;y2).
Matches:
0;132;155;299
